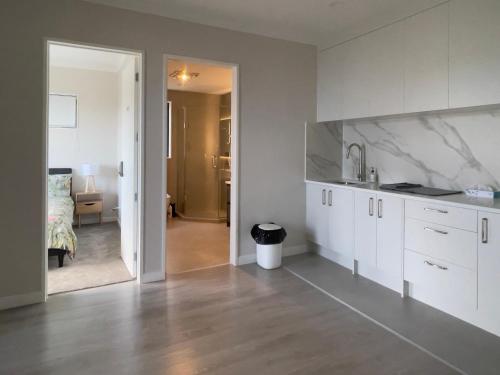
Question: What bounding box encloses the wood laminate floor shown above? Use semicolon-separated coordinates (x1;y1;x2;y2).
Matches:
166;218;229;274
0;264;457;375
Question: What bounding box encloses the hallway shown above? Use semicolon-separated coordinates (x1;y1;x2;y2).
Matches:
166;218;229;274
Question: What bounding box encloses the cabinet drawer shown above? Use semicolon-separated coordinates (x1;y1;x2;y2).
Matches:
405;199;477;232
404;249;476;310
76;201;102;214
405;218;477;269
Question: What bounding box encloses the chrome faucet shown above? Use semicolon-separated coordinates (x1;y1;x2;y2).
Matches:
346;143;365;181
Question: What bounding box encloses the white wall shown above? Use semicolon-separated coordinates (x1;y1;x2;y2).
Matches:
49;66;119;222
0;0;315;305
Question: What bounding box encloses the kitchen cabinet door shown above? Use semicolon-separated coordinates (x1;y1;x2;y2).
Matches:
478;211;500;317
376;195;404;278
354;191;377;267
306;183;329;248
404;3;449;112
343;21;405;119
317;44;346;122
329;187;354;258
450;0;500;108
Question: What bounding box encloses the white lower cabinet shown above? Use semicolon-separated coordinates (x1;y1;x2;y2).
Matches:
355;191;404;291
306;183;354;266
404;249;477;312
307;182;500;337
329;187;354;259
354;191;377;267
478;211;500;334
306;183;330;249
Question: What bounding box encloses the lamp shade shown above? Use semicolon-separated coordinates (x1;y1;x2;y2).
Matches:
80;163;98;176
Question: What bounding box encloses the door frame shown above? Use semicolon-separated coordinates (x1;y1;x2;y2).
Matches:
43;39;145;299
163;54;239;267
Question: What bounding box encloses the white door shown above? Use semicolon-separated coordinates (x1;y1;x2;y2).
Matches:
478;211;500;326
354;191;377;267
376;195;403;278
118;56;137;277
306;183;329;248
329;187;354;258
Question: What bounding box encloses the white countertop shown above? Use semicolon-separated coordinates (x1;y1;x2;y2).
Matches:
306;179;500;214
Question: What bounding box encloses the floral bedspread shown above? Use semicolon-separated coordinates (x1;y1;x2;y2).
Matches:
48;196;77;258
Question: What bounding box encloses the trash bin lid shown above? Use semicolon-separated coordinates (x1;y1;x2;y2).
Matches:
251;223;287;245
258;223;281;231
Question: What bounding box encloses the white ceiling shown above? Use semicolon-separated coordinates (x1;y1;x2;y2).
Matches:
84;0;445;49
167;60;232;94
49;44;128;72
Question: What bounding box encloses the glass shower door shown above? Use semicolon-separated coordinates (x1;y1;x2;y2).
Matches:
178;102;220;220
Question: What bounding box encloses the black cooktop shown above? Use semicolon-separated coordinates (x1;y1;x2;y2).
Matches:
379;183;462;196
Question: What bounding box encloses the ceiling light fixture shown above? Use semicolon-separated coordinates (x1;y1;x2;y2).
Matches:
169;69;199;84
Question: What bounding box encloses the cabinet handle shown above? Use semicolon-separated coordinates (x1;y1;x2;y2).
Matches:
328;190;332;206
482;218;489;244
424;207;448;214
322;189;326;205
368;197;374;216
424;227;448;235
424;260;448;271
377;199;382;218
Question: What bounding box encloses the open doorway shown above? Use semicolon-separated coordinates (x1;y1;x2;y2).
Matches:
45;42;142;294
165;57;237;273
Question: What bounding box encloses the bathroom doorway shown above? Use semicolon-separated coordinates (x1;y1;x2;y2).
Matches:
164;57;238;273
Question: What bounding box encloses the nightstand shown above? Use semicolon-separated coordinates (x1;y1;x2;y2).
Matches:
75;192;103;227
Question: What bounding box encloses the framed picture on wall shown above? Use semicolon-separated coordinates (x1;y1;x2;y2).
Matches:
49;93;78;128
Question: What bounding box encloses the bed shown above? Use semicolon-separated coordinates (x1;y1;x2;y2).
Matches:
48;168;77;267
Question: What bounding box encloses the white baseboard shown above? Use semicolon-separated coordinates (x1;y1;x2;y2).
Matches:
237;244;309;266
0;290;44;311
141;271;165;283
238;253;257;265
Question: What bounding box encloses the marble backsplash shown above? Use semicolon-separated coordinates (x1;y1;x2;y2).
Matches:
342;109;500;190
305;121;343;181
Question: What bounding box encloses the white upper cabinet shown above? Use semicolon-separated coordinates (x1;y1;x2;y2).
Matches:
317;43;346;122
343;21;405;119
317;0;500;121
404;3;449;113
450;0;500;108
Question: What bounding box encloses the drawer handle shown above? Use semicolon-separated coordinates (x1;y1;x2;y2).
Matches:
84;203;96;206
424;207;448;214
424;260;448;271
482;218;489;244
424;227;448;235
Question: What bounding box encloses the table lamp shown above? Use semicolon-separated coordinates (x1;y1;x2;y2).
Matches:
81;163;99;193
